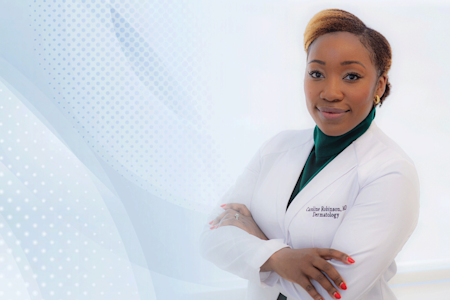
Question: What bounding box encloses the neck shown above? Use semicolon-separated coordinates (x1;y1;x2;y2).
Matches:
313;105;376;158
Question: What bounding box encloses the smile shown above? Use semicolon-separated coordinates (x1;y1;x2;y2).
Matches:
317;108;349;120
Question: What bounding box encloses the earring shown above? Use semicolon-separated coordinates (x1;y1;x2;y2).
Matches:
374;95;380;105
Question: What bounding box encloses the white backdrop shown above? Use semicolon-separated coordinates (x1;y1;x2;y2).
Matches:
203;0;450;271
197;0;450;295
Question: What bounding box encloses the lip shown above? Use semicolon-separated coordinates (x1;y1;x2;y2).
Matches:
317;106;349;113
316;107;349;120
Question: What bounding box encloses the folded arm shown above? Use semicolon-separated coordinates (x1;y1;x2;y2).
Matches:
199;132;291;286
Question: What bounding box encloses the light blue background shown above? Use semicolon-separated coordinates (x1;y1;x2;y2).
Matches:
0;1;449;299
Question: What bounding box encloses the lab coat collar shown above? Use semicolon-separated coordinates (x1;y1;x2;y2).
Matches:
276;120;378;241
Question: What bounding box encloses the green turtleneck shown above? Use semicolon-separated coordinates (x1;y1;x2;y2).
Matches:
286;105;376;210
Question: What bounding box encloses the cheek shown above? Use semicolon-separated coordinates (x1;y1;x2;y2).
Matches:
303;80;317;103
346;85;372;106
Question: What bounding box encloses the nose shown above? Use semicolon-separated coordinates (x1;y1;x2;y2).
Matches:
320;76;344;102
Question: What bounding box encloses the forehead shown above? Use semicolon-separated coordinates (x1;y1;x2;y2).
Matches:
308;31;372;65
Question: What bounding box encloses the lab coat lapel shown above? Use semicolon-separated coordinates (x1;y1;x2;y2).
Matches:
281;137;359;239
275;134;314;235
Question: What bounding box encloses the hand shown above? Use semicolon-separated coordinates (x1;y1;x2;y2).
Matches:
262;247;355;300
209;203;269;240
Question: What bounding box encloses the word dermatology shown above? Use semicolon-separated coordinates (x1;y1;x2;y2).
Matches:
306;205;347;219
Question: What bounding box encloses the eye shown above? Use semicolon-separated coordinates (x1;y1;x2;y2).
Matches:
308;70;323;79
344;72;362;81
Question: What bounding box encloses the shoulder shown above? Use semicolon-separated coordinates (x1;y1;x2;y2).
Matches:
354;121;419;189
260;128;314;157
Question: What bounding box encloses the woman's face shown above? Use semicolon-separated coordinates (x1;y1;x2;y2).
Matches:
304;31;387;136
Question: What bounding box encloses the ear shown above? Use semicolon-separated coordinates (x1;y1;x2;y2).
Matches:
376;73;388;98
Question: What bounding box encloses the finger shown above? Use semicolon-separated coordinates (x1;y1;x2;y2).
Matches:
317;248;355;265
307;268;341;300
221;203;252;217
313;259;347;291
214;217;239;229
297;277;325;300
210;209;238;228
211;209;237;225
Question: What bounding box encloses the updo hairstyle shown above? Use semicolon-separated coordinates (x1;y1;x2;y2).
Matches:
304;9;392;106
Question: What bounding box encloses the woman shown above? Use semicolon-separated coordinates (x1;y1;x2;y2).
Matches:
199;9;420;300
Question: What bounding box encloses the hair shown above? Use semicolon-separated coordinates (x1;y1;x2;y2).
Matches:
304;9;392;106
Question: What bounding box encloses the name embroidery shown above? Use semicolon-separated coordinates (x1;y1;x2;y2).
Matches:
306;205;347;219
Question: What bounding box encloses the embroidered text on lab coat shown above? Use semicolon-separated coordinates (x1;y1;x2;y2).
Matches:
306;205;347;219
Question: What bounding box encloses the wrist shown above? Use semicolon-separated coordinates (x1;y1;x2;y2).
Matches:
260;247;289;272
260;234;269;240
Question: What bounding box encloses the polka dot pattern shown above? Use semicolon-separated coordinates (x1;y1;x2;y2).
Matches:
0;1;240;298
0;81;140;298
30;0;228;212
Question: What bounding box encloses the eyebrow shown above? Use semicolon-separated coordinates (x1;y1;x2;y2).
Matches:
341;60;366;69
308;59;325;65
308;60;366;69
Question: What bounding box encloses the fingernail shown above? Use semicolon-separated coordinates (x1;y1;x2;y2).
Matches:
334;292;341;299
340;282;347;290
209;226;215;229
220;204;226;207
347;257;355;263
209;220;213;224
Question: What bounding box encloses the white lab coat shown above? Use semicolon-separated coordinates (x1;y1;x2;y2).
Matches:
199;120;420;300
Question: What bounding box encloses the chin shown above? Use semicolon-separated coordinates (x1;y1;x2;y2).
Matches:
317;123;346;137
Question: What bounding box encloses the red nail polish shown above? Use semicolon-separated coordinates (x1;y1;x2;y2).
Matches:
210;226;215;229
340;282;347;290
220;204;226;207
334;292;341;299
209;220;213;224
347;257;355;263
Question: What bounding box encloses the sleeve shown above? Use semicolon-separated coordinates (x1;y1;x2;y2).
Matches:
198;132;291;287
272;159;421;299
